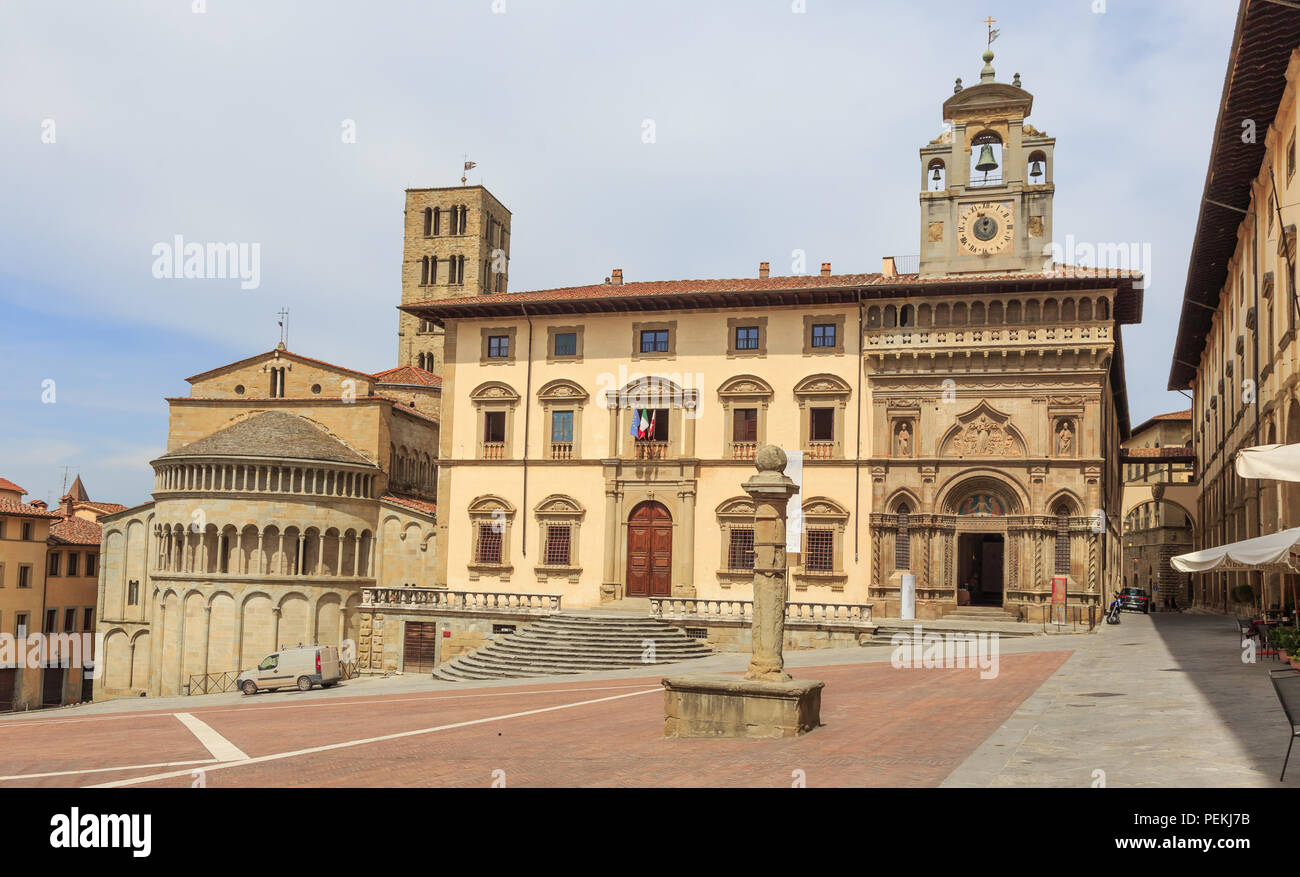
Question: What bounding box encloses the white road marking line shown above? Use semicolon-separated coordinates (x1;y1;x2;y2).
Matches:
91;687;662;788
0;758;217;782
173;712;249;762
0;682;659;729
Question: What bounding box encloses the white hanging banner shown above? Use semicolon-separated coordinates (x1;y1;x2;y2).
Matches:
785;449;803;554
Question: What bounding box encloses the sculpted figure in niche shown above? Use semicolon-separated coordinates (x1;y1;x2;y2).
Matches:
1056;420;1074;456
896;422;911;457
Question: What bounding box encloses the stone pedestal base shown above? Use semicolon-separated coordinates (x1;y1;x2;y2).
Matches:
661;674;824;738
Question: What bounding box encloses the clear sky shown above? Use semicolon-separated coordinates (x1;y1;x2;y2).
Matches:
0;0;1237;507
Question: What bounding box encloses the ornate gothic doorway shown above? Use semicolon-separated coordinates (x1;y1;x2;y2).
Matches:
627;501;672;597
958;533;1005;606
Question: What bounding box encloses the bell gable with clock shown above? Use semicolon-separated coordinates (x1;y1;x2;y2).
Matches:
917;47;1055;276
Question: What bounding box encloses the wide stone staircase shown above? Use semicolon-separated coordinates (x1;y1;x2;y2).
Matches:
432;613;714;681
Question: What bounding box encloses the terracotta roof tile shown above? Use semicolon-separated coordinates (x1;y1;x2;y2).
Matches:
49;515;102;545
0;478;27;495
184;348;375;384
373;365;442;387
404;264;1141;311
382;493;437;518
1121;447;1195;460
0;500;60;519
159;411;375;466
79;501;128;514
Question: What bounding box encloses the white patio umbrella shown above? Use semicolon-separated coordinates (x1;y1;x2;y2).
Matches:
1171;526;1300;573
1235;443;1300;482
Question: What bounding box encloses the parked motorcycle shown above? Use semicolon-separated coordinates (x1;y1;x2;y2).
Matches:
1106;598;1122;625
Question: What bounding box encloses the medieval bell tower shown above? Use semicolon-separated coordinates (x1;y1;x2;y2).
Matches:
917;48;1055;276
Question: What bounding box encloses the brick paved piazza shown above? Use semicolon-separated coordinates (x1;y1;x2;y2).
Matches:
0;614;1293;788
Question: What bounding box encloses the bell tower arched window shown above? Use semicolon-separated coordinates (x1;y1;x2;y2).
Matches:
969;131;1003;187
927;159;946;191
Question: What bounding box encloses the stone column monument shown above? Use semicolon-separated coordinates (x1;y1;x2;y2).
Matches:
662;446;824;738
744;445;798;682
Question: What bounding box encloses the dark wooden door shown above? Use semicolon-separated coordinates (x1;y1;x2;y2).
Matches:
0;669;14;712
627;502;673;598
42;668;64;707
403;622;439;675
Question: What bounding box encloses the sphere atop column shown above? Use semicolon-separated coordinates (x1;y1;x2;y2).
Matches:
754;445;787;474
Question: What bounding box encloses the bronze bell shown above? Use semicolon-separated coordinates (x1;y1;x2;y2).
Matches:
1030;159;1044;179
975;144;998;172
931;167;942;183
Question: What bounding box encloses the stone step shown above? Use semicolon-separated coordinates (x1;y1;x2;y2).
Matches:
432;613;713;681
872;619;1038;638
488;641;712;654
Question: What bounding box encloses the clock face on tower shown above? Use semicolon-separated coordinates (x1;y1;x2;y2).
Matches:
957;202;1014;256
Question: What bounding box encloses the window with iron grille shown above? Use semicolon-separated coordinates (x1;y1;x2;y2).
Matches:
728;527;755;571
895;505;910;571
1054;508;1070;575
544;524;571;567
735;326;759;350
554;332;577;357
640;329;669;353
487;335;510;358
805;528;834;573
476;524;503;565
811;323;836;348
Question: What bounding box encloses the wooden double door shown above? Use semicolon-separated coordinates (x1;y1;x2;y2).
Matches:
627;501;673;598
403;622;439;675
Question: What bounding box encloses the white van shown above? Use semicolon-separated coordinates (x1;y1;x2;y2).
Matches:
237;645;341;695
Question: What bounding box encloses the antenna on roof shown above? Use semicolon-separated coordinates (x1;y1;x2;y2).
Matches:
277;308;289;349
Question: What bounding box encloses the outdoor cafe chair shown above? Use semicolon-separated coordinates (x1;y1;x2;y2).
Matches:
1268;668;1300;781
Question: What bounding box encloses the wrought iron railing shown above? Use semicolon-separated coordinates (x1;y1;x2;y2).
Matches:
186;671;240;695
